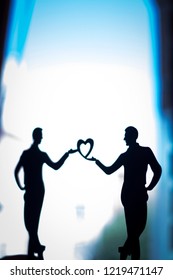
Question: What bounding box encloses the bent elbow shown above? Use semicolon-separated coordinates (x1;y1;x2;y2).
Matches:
52;164;59;170
155;164;162;179
105;169;113;175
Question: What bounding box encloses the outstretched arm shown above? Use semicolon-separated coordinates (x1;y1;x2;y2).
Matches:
45;149;77;170
92;154;123;175
14;159;25;190
146;149;162;191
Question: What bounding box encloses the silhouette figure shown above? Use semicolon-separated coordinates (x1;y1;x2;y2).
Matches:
14;127;76;259
91;126;162;259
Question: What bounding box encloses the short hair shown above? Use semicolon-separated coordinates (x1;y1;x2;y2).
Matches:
32;127;42;140
125;126;138;140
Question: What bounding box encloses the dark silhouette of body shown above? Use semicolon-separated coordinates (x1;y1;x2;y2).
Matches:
14;127;76;259
92;126;162;259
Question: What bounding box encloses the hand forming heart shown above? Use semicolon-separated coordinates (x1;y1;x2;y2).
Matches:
77;138;94;160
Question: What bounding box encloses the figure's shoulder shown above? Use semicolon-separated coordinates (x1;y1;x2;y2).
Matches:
34;148;48;159
139;145;153;155
22;147;46;156
42;151;48;158
140;145;152;151
39;149;47;156
139;145;150;150
40;150;49;160
120;151;126;157
119;151;127;160
21;149;29;157
19;148;30;162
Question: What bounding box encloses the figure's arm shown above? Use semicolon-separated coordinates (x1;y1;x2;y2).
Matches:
14;159;25;190
146;149;162;191
45;149;77;170
93;154;123;175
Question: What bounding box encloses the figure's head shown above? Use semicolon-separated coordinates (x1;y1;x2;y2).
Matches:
32;127;43;144
124;126;138;146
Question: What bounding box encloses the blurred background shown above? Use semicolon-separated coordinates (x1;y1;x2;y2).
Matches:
0;0;172;260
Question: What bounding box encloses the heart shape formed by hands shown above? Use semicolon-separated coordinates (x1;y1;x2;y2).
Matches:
77;138;94;160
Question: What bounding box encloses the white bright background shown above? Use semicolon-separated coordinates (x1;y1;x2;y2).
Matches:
0;59;157;259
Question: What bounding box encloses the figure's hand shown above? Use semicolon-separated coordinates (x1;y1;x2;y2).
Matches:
68;149;78;154
90;156;97;161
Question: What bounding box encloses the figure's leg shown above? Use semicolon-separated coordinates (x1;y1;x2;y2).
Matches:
24;198;35;258
118;206;132;260
31;194;46;259
118;245;129;259
130;203;147;260
24;192;45;258
131;238;140;260
119;202;147;260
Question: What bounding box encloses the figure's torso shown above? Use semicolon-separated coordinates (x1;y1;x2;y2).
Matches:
21;146;47;189
120;144;150;205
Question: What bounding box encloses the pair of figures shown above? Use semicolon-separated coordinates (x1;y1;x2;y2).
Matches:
14;126;162;260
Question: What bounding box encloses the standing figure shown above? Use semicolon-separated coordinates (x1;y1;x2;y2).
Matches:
14;127;76;259
92;126;162;259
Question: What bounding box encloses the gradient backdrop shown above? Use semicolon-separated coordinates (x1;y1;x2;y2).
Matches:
0;0;163;259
